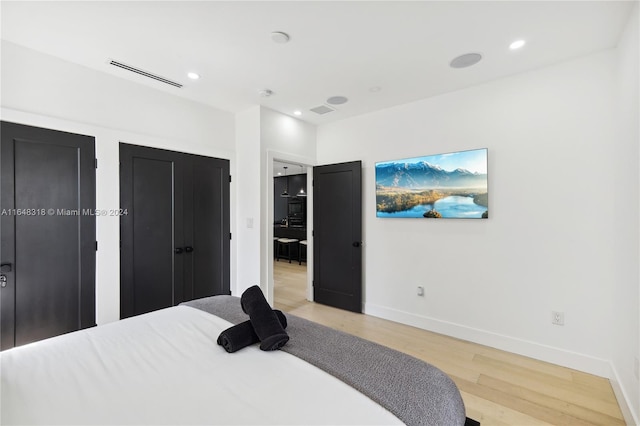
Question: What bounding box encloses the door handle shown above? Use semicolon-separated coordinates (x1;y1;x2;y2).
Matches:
174;248;184;254
352;242;361;248
0;264;10;288
185;246;194;253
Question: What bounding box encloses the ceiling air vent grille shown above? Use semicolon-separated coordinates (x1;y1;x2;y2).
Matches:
310;105;335;115
109;60;183;88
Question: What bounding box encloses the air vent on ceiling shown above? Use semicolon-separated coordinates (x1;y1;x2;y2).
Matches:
310;105;335;115
109;60;183;88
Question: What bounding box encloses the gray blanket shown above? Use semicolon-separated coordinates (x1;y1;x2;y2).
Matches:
182;295;466;426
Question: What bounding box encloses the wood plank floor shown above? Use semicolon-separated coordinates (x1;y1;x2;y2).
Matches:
273;260;626;426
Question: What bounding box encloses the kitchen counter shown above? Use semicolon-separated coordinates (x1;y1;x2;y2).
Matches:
274;225;307;240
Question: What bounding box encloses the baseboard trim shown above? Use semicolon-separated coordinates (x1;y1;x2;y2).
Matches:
363;302;610;377
363;303;640;424
609;363;640;426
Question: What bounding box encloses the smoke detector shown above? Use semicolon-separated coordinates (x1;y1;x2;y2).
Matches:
259;89;274;97
271;32;290;44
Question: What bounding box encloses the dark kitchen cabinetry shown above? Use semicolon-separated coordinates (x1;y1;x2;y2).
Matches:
274;176;288;221
274;174;307;225
274;225;306;241
288;174;306;198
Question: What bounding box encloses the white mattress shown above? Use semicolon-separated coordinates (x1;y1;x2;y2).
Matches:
0;305;401;425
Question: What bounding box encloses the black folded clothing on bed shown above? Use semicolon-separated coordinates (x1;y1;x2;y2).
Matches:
217;310;288;353
240;285;290;351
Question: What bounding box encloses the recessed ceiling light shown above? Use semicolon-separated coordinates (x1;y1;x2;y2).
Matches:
271;31;290;44
449;53;482;69
187;72;200;80
509;39;526;50
293;110;302;116
327;96;348;105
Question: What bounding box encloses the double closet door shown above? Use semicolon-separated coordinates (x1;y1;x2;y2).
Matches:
119;144;230;319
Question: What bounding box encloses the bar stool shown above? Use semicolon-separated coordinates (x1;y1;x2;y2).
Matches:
298;240;307;265
276;238;298;263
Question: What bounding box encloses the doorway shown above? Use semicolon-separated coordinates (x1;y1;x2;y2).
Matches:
272;160;310;312
266;155;363;314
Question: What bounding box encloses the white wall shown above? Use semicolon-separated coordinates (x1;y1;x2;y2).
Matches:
1;41;235;325
259;107;316;303
611;4;640;424
234;106;262;296
232;107;316;301
318;43;638;419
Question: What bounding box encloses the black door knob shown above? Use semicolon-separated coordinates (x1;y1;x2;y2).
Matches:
185;246;194;253
174;248;184;254
352;242;361;248
0;263;12;273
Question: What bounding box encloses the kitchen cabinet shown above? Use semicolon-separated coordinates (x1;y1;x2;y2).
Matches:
274;173;307;224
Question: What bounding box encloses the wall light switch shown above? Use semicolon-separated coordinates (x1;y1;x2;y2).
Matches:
246;218;253;229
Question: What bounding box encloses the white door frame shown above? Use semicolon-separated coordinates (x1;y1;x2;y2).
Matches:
264;150;314;305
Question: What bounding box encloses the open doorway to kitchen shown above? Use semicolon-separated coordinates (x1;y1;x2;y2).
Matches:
272;160;310;312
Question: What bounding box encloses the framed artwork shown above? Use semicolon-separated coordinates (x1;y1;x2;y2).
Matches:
375;148;488;219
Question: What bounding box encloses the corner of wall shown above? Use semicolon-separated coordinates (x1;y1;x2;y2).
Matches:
233;106;262;297
613;2;640;423
609;361;640;426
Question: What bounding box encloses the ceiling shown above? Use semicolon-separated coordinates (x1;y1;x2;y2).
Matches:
274;161;307;179
1;1;634;126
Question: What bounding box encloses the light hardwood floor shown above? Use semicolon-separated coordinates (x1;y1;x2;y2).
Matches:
273;260;626;426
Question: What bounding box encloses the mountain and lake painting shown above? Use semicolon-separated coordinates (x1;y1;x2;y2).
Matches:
375;148;488;219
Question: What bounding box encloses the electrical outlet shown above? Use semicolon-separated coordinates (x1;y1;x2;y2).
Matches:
634;357;639;381
417;286;424;296
552;311;564;326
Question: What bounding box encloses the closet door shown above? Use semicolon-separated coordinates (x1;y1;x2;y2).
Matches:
119;144;185;318
119;144;229;319
1;121;96;350
183;155;230;300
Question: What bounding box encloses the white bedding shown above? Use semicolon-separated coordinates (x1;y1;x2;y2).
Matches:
0;305;401;425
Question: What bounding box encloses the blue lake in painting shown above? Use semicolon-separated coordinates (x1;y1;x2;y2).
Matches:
376;195;487;218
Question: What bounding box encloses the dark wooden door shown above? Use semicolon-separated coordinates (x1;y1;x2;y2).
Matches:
185;155;230;300
313;161;362;313
0;121;96;350
119;144;229;319
119;144;184;318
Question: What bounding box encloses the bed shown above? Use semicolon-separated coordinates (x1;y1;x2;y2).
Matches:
1;295;466;425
